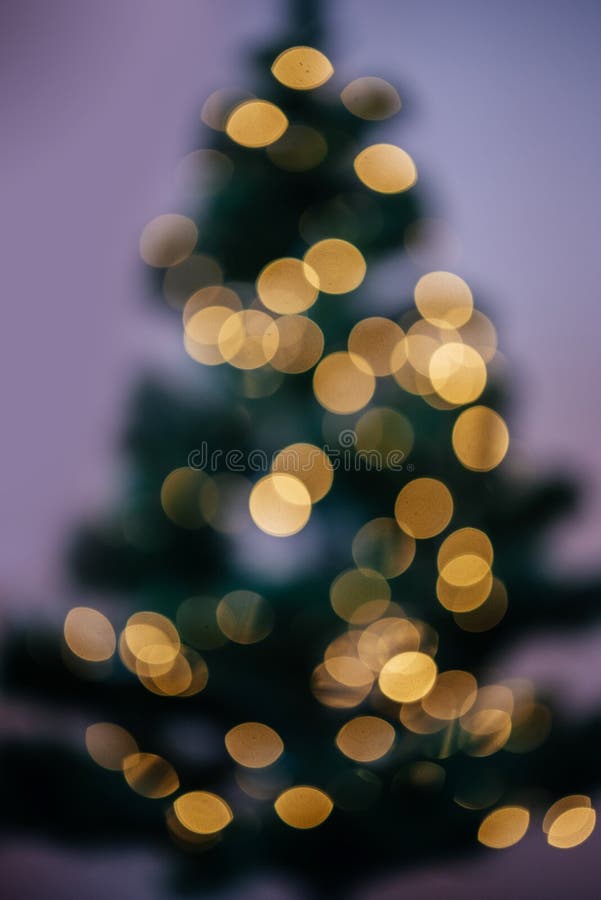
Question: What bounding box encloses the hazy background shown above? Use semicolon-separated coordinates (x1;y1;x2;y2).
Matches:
1;0;600;896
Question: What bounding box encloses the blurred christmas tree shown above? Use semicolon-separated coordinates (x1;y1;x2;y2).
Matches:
2;2;600;898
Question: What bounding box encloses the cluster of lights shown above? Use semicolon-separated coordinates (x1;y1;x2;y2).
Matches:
62;44;595;853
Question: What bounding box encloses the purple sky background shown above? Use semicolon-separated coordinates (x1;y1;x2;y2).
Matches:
1;0;601;896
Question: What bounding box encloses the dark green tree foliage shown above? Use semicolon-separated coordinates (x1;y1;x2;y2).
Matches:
2;3;600;898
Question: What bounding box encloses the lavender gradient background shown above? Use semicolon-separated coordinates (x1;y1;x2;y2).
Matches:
1;0;600;897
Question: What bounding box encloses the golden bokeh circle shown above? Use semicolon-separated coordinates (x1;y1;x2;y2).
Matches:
64;607;116;662
123;752;179;799
414;271;473;330
249;473;312;537
421;670;478;720
271;315;324;374
330;567;391;624
335;716;395;763
123;611;181;670
354;144;417;194
304;239;366;295
225;722;284;768
478;806;530;849
311;662;372;709
256;257;319;314
274;786;333;829
452;405;510;471
348;317;405;377
357;617;421;672
429;343;487;405
184;305;236;366
436;569;493;613
378;651;437;703
394;477;453;539
271;46;334;90
272;443;333;502
218;309;279;370
313;351;375;414
437;528;493;587
226;99;288;148
547;807;596;849
173;791;233;834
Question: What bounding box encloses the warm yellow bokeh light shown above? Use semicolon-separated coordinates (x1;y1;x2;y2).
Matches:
429;343;487;405
139;214;198;268
216;590;273;644
270;314;324;374
414;271;473;330
225;722;284;768
272;443;333;502
173;791;233;834
437;528;493;587
352;517;416;579
304;239;366;295
313;351;375;414
64;607;116;663
249;473;312;537
184;305;236;366
452;405;510;472
394;477;453;539
123;752;179;799
324;654;374;689
478;806;530;849
274;786;333;829
271;46;334;90
358;617;421;672
547;807;596;849
330;567;391;624
184;284;242;322
218;309;279;370
354;144;417;194
422;670;478;720
378;651;437;703
399;702;446;735
348;317;405;376
543;795;592;833
226;99;288;148
123;611;181;671
138;647;208;698
85;722;138;771
335;716;395;763
436;569;493;613
340;77;401;121
257;257;319;314
311;662;372;709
